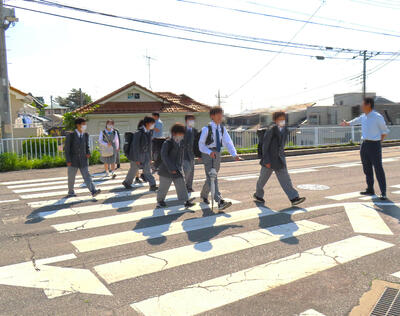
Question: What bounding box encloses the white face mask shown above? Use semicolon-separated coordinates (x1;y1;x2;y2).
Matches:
81;125;87;131
277;120;286;127
149;124;155;130
106;125;113;130
173;135;184;143
187;120;195;128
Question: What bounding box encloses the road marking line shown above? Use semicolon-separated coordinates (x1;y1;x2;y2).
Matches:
52;199;239;232
325;192;362;201
130;236;393;316
289;168;318;174
0;253;111;298
332;162;361;168
358;195;379;201
392;190;400;195
299;309;326;316
36;192;201;219
391;184;400;189
392;271;400;279
0;199;19;204
95;220;328;284
344;204;393;235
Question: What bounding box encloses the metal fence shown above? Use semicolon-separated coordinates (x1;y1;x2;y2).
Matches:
1;126;400;159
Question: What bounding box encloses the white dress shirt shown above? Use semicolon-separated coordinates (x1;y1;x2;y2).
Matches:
75;129;84;138
349;110;389;141
199;121;237;156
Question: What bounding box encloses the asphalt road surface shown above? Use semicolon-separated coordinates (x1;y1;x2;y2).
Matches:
1;147;400;316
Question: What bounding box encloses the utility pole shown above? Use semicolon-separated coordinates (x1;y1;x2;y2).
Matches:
50;95;53;110
362;50;367;99
0;1;17;149
215;89;227;107
144;51;156;90
79;88;83;107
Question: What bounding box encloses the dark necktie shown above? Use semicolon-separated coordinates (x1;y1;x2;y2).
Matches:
216;125;221;152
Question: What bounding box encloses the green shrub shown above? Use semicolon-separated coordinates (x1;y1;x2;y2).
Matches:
22;138;60;158
0;153;19;171
89;150;101;165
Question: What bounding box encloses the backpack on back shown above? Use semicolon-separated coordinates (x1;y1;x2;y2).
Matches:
257;128;268;159
123;131;134;157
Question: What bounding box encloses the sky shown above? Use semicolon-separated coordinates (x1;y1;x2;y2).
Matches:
4;0;400;114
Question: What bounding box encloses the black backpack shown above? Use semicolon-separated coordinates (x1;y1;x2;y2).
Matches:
123;132;134;157
193;129;202;158
257;128;268;159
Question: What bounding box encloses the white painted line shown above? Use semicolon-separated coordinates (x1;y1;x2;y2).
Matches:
382;158;397;163
0;253;112;298
391;184;400;189
325;192;362;201
392;190;400;195
289;168;317;174
224;174;259;181
299;309;326;316
333;162;361;168
0;176;69;185
0;199;19;204
130;236;393;316
52;199;239;232
392;271;400;279
95;220;328;284
37;192;200;219
344;204;393;235
359;195;379;201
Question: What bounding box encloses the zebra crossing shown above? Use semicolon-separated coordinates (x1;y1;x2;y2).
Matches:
1;168;399;315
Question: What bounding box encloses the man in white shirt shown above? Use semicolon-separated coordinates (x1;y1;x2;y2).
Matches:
341;97;389;200
199;106;240;210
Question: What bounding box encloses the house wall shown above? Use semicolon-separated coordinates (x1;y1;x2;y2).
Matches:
86;112;210;137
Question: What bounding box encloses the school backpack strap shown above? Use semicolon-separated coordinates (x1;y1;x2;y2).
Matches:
205;123;225;146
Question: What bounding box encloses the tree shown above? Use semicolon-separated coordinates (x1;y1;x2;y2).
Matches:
55;88;92;109
62;104;99;131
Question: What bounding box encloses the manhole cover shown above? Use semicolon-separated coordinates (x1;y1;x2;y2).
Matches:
297;184;330;191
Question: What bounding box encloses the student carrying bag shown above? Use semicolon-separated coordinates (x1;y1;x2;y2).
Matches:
100;130;115;158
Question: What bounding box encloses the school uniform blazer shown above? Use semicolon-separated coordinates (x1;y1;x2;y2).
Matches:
127;127;152;163
183;127;197;161
260;125;288;171
158;139;184;178
65;131;90;168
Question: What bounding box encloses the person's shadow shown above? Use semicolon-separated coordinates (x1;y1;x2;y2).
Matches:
370;197;400;224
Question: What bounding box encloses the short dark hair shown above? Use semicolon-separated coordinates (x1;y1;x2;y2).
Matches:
185;114;195;121
171;123;186;134
75;117;86;126
210;106;224;117
152;112;160;118
106;119;114;127
363;97;375;109
143;116;156;125
272;111;286;121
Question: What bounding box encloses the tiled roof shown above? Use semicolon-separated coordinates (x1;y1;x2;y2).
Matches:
9;86;28;97
74;81;210;114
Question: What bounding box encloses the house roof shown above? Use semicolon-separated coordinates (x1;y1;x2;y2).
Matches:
10;86;28;97
74;81;210;114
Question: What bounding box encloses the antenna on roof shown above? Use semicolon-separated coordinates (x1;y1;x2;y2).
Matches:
144;50;156;90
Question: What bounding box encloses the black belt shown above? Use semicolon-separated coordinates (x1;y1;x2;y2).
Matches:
363;140;380;143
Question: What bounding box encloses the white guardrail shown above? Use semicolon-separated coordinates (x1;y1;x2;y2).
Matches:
1;126;400;159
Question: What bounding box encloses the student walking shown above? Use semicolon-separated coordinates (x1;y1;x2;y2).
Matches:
254;111;305;206
122;116;158;191
152;112;163;138
99;120;119;178
341;97;389;200
199;106;240;211
183;114;197;193
157;123;196;208
65;117;101;198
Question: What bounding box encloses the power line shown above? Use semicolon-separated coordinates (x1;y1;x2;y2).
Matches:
228;0;325;97
177;0;400;39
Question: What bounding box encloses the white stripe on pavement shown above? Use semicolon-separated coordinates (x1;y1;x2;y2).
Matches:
392;271;400;279
36;192;200;219
52;199;239;232
131;236;393;316
0;199;19;204
325;192;362;201
299;309;326;316
344;203;393;235
289;168;318;174
95;219;328;284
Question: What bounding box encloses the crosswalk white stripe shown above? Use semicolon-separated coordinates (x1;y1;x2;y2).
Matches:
52;199;239;232
0;176;70;185
333;162;361;168
299;309;326;316
130;236;393;316
289;168;317;174
0;199;19;204
392;271;400;279
94;219;328;284
36;191;200;219
391;184;400;189
325;192;362;201
344;204;393;235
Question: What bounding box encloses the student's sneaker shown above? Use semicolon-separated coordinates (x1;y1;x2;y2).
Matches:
202;198;210;205
111;172;117;179
117;164;121;169
66;193;77;198
91;189;101;197
360;189;375;196
379;194;387;201
135;177;143;184
122;181;132;190
218;200;232;211
149;185;158;192
291;197;306;206
253;193;265;203
157;200;167;208
187;188;194;193
140;174;148;182
105;171;110;177
184;200;196;208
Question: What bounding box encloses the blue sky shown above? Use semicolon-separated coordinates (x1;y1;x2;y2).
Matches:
5;0;400;113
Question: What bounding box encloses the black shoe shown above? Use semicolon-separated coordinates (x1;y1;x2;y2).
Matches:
140;174;148;182
253;193;265;203
117;164;120;169
135;177;143;184
184;200;196;208
218;200;232;211
187;188;194;193
379;194;387;200
66;193;77;198
149;185;158;192
360;190;375;196
157;200;167;208
91;189;101;197
111;172;117;179
122;181;132;190
202;198;210;205
291;197;306;206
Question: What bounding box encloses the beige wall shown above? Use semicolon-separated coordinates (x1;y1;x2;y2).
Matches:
102;86;162;103
86;112;210;137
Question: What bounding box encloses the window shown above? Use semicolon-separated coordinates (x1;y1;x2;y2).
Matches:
309;114;319;125
128;93;140;99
